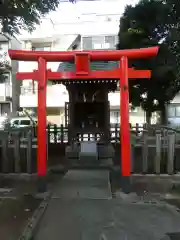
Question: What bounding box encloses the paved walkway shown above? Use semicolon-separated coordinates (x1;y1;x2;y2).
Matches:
34;170;180;240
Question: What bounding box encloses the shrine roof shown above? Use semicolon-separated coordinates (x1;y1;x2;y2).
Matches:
52;61;119;90
57;61;119;72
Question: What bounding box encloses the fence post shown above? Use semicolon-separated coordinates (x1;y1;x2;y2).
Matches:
130;135;136;173
47;124;50;144
14;132;21;173
135;123;139;136
1;131;9;173
54;124;57;143
47;130;48;163
130;145;134;173
26;130;32;174
142;129;148;173
155;129;161;174
33;123;37;138
167;131;175;174
162;128;168;161
60;124;64;143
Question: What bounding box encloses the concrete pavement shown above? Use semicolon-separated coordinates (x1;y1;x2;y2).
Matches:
34;170;180;240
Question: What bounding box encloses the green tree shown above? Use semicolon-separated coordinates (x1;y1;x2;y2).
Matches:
165;0;180;86
0;0;74;116
117;0;177;123
0;0;74;35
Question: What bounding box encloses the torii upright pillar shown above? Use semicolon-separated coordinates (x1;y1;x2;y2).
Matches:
8;47;159;193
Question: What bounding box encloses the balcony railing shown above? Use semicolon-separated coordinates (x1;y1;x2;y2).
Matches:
0;83;11;100
20;86;37;95
20;85;69;96
5;83;11;98
0;51;11;70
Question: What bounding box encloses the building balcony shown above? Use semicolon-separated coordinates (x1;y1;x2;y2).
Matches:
0;83;12;101
20;85;69;108
20;87;146;118
0;50;11;71
20;86;121;108
108;92;120;107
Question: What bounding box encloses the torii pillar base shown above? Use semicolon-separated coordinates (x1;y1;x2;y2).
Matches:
110;165;132;194
121;176;131;194
38;176;47;193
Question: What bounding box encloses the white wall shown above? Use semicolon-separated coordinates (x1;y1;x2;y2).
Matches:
48;0;137;35
0;37;22;114
170;94;180;104
19;0;130;39
0;41;11;103
21;89;120;108
0;84;6;100
19;34;78;75
18;0;140;109
20;85;68;107
108;92;120;107
9;37;22;114
0;41;10;66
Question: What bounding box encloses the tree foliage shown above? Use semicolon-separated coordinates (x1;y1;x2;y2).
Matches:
117;0;180;121
0;0;74;35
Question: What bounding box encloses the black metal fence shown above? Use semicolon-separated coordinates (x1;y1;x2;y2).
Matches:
0;123;180;174
46;124;121;143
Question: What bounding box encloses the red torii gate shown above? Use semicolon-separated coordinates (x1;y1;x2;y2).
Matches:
8;47;159;181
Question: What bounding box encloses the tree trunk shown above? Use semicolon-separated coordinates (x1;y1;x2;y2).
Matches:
160;104;167;124
145;110;152;124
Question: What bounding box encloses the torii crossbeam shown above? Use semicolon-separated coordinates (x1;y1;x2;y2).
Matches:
8;47;159;189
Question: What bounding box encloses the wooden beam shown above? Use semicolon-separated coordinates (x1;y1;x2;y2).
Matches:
16;68;151;81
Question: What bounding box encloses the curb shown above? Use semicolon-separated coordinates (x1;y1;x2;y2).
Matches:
18;192;52;240
17;173;64;240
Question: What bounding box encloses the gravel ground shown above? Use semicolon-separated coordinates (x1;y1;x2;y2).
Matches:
34;170;180;240
1;171;180;240
0;179;41;240
0;174;62;240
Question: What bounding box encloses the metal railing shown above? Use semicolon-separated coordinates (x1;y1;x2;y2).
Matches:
20;86;37;95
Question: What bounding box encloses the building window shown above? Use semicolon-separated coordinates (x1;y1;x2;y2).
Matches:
32;46;51;51
92;36;104;49
0;73;10;84
82;35;117;50
105;36;116;49
92;36;104;44
129;106;138;113
167;105;180;117
0;43;8;52
4;73;10;84
175;106;180;117
4;74;11;97
82;37;92;50
20;120;31;126
0;103;10;116
110;110;120;124
167;106;175;117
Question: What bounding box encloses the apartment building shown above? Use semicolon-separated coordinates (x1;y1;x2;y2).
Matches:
19;32;145;125
19;31;81;124
18;0;146;125
81;33;145;124
166;95;180;126
0;33;21;116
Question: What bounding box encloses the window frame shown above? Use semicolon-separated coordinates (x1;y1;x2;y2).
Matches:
19;120;31;126
82;35;117;50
